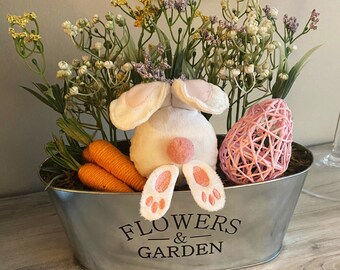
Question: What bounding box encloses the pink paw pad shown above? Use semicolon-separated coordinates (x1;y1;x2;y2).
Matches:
140;165;179;221
156;171;171;192
202;189;221;206
193;166;209;187
183;161;226;212
213;188;221;199
151;202;158;213
145;196;153;207
201;192;207;202
209;194;215;206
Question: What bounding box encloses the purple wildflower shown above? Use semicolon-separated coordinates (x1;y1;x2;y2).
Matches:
179;74;187;81
162;0;174;9
162;0;195;12
283;14;299;34
209;16;219;24
202;29;211;40
309;9;320;30
201;30;221;47
132;62;153;80
143;51;152;69
156;44;165;54
263;5;278;20
132;49;171;81
159;58;171;70
218;19;237;31
174;0;189;12
263;5;271;19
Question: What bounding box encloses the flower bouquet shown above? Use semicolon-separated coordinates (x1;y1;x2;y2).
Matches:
7;0;318;269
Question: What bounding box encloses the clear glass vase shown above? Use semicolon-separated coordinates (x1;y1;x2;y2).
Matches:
302;112;340;203
321;112;340;167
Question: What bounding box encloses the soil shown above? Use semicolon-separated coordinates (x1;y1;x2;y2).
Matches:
40;139;313;192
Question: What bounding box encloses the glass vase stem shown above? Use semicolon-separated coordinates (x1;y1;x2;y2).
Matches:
322;112;340;167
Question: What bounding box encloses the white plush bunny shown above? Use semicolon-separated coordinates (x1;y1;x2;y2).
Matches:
109;79;229;220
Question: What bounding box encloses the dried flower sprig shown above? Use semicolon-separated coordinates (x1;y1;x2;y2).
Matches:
7;0;320;171
194;1;320;128
7;12;49;85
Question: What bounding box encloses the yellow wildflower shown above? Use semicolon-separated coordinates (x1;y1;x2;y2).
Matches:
24;12;37;20
116;71;126;81
24;33;41;43
220;0;228;9
8;27;28;40
139;0;152;5
7;14;29;27
8;27;16;37
201;15;209;23
194;10;202;18
134;17;143;27
148;44;156;51
192;32;201;40
111;0;127;6
220;32;228;41
132;4;160;27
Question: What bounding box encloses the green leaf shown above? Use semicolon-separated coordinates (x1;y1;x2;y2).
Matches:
32;83;54;100
45;87;55;99
21;86;52;108
122;31;138;62
44;174;66;191
173;48;184;78
182;59;196;79
57;117;93;146
45;135;81;171
33;82;48;92
22;83;66;115
272;45;321;99
51;84;66;114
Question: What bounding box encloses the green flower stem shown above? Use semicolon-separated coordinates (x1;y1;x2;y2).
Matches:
235;86;242;123
292;19;312;43
164;11;181;45
15;38;51;87
140;30;154;48
113;126;117;146
123;131;130;144
231;39;247;54
89;104;107;140
272;20;285;42
227;83;237;130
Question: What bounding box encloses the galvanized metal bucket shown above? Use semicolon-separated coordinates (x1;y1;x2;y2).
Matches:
41;143;312;270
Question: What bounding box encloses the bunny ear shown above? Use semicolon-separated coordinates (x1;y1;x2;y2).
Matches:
172;79;229;115
109;81;170;130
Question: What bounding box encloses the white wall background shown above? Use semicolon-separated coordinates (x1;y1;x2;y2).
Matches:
0;0;339;197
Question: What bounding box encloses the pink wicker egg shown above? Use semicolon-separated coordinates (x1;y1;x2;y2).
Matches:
219;98;293;185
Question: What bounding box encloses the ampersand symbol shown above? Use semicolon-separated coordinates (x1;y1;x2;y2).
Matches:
174;232;187;244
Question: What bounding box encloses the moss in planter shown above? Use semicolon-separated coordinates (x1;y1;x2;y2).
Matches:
40;138;313;191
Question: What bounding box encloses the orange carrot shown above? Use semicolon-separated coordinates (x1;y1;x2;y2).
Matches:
78;163;133;192
88;140;146;191
82;147;94;163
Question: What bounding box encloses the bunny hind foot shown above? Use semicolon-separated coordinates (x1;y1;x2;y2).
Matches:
183;161;225;212
192;166;222;206
140;165;179;221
